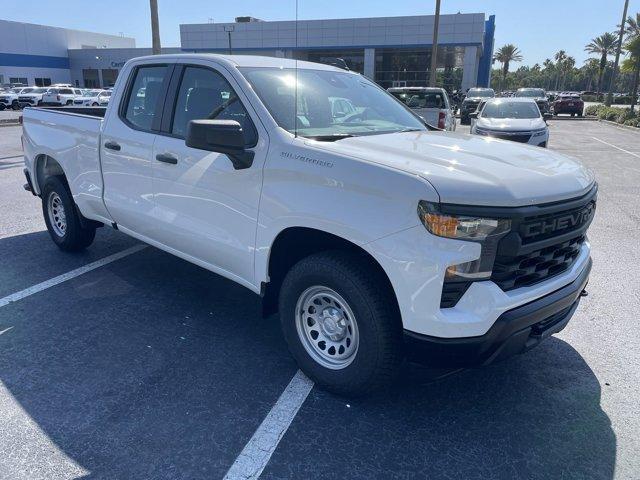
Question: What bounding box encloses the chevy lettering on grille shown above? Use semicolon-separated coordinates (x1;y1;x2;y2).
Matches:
522;202;595;238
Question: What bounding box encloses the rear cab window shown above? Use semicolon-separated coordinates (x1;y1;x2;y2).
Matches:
121;65;169;132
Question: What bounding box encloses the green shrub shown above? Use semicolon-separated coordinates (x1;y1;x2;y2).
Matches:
597;107;621;121
612;95;635;105
623;117;640;127
585;105;601;116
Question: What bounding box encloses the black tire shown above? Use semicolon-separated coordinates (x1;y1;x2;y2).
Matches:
37;100;43;106
12;100;20;110
41;176;96;251
0;104;5;111
279;251;403;396
66;100;73;106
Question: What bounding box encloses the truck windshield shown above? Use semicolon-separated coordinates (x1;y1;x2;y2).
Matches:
481;101;541;119
515;89;545;98
389;91;446;109
467;88;494;98
240;67;426;138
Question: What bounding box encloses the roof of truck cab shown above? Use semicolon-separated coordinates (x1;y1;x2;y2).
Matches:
128;53;347;72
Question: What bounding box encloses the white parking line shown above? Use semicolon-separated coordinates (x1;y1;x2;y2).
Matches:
0;244;147;308
0;326;14;335
223;370;314;480
592;136;640;159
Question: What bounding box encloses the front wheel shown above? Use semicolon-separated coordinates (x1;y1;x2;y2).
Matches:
42;176;96;251
279;251;403;396
12;100;20;110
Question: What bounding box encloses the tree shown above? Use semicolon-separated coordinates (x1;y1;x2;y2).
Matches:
624;36;640;111
560;56;576;90
625;12;640;39
553;50;567;90
585;32;618;94
583;58;601;91
493;44;523;92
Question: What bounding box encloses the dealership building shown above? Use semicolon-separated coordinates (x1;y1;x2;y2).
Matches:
1;13;495;91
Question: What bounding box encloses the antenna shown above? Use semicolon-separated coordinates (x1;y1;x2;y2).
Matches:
294;0;298;138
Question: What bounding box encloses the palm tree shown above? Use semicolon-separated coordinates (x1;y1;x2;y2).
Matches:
553;50;567;90
585;32;618;95
624;36;640;112
560;56;576;90
493;44;523;92
583;58;601;91
625;12;640;39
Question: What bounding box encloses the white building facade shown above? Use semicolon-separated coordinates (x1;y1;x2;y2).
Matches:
0;19;134;87
180;13;495;91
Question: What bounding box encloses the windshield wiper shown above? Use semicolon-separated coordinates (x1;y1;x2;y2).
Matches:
304;133;355;142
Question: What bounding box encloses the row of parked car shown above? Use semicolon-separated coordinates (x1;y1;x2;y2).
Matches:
387;86;563;148
0;84;112;110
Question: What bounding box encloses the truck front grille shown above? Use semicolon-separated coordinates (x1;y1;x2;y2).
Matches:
490;132;532;143
490;192;596;291
492;235;585;290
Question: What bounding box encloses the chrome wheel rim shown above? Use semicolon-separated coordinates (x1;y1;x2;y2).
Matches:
47;192;66;237
295;286;359;370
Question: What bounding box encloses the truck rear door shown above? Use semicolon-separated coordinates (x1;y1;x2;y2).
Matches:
101;63;172;238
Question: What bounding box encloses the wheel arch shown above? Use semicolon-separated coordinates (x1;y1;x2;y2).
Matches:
34;154;68;194
261;226;400;319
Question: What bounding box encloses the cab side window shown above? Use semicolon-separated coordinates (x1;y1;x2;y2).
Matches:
171;66;257;146
123;65;168;132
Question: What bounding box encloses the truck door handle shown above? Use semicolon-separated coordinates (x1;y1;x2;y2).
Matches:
156;153;178;165
104;141;121;151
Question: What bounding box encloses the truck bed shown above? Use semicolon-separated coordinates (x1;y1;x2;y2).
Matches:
34;105;107;118
22;105;111;224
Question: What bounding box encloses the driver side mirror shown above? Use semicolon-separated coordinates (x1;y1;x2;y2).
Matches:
469;112;478;119
185;119;254;170
543;112;553;122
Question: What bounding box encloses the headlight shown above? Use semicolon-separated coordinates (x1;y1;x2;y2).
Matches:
418;201;511;281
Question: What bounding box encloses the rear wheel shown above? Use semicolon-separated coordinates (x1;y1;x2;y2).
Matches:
66;100;73;106
42;176;96;251
279;251;403;396
11;100;20;110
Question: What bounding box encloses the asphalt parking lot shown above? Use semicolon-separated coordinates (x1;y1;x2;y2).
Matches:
1;119;639;479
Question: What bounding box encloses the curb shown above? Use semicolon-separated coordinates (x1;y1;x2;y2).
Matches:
598;118;640;132
0;121;20;127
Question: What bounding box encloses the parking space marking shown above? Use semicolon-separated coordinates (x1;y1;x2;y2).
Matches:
591;136;640;159
0;326;13;335
0;244;146;308
223;370;314;480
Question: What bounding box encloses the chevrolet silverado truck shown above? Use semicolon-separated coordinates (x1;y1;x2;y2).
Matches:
21;54;596;396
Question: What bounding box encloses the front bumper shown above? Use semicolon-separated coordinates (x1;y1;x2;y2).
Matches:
404;257;591;367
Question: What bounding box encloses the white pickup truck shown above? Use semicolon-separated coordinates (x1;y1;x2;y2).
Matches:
22;54;596;396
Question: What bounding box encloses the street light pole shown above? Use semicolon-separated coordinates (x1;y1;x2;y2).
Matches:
149;0;161;55
224;25;235;55
605;0;629;106
429;0;441;87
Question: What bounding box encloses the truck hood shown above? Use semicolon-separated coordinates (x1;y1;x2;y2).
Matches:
309;131;594;207
476;117;546;131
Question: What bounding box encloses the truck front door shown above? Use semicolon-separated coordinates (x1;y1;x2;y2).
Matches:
150;63;267;287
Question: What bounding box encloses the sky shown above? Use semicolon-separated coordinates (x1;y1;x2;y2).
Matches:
1;0;639;67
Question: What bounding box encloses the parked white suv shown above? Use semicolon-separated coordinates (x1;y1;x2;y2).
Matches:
388;87;456;130
470;98;550;147
0;89;20;110
18;87;49;107
22;54;595;395
42;87;83;106
73;90;112;106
